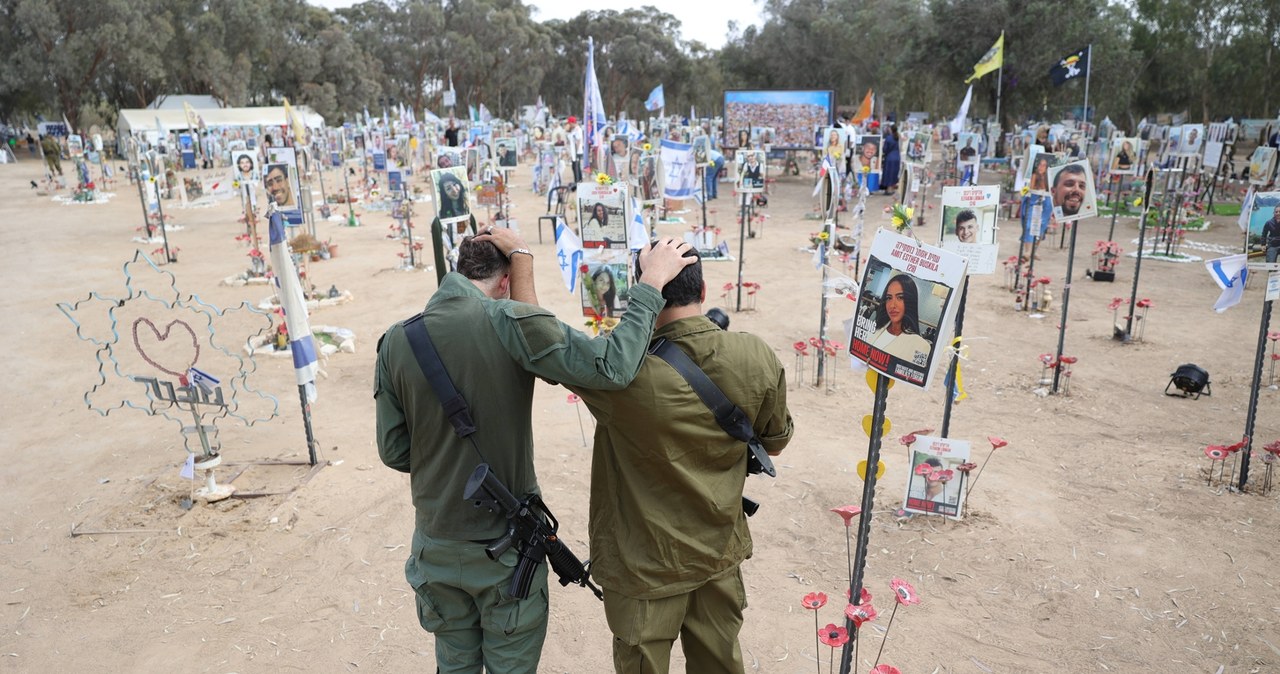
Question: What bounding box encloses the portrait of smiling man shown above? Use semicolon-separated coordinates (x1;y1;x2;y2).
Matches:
1049;160;1096;222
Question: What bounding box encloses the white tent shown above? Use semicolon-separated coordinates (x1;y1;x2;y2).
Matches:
117;105;326;138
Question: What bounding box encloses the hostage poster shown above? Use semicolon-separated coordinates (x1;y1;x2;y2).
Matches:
849;229;967;389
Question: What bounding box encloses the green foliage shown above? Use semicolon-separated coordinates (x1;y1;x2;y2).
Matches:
0;0;1274;130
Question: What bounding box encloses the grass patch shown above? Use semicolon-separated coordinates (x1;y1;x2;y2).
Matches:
1210;203;1242;216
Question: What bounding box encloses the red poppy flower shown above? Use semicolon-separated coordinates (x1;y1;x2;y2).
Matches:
871;666;902;674
889;578;920;606
1136;298;1153;308
722;282;735;292
802;591;828;610
566;393;580;404
957;461;978;473
1204;446;1228;460
988;436;1008;450
1269;331;1280;341
845;586;873;605
831;505;861;527
1059;355;1078;365
793;341;809;354
1038;353;1056;366
818;623;849;647
1224;439;1247;453
1037;276;1051;286
1264;440;1280;454
1107;297;1124;311
809;337;822;347
579;264;589;274
928;469;944;481
939;469;955;482
845;602;878;626
914;463;932;476
1271;354;1280;361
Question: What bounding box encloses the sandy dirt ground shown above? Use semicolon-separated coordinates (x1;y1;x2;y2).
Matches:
1;149;1277;674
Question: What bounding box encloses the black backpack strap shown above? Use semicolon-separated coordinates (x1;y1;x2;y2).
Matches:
649;338;776;477
402;313;476;439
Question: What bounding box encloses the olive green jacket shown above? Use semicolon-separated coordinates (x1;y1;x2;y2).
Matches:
375;272;665;541
571;315;793;599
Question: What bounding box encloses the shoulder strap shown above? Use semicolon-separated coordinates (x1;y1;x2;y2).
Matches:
402;313;477;439
649;338;775;477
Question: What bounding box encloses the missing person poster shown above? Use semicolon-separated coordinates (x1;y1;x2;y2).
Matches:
580;247;632;318
903;435;971;519
849;229;967;389
1046;159;1098;223
939;186;1000;275
430;166;471;228
264;146;304;225
577;181;629;249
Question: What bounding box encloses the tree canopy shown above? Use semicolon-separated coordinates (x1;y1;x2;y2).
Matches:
1;0;1274;131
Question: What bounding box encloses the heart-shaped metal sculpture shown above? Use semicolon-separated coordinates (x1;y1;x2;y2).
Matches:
131;317;200;378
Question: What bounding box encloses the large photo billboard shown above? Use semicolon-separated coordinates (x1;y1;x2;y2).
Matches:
723;90;836;151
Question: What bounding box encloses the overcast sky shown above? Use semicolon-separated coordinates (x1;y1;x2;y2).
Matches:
310;0;765;49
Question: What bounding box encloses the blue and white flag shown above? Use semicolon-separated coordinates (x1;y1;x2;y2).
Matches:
179;453;195;480
660;138;697;199
479;103;492;124
268;210;320;401
628;196;650;250
949;84;973;136
187;367;220;395
583;37;607;173
1239;188;1255;232
1205;253;1249;312
555;218;583;293
645;85;665;112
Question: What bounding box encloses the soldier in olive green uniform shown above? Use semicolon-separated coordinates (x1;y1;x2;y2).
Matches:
376;229;694;674
571;247;793;674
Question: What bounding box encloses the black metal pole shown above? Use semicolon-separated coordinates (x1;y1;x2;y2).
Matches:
1051;213;1081;393
1123;171;1156;341
298;384;318;466
940;277;970;437
816;211;834;387
736;190;747;311
1238;295;1274;491
837;373;891;674
134;167;153;239
700;165;708;230
1106;175;1120;241
155;176;173;263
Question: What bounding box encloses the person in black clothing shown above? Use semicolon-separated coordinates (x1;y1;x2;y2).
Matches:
444;119;459;148
1262;205;1280;264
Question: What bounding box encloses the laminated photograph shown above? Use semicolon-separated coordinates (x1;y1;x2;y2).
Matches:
849;229;968;389
902;435;971;519
939;186;1000;275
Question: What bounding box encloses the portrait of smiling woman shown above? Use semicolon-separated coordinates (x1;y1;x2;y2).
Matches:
868;274;932;364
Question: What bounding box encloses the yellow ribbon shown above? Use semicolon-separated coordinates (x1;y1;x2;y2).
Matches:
946;336;969;402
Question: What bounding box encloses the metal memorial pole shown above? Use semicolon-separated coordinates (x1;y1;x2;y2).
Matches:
837;373;891;674
1122;171;1156;341
736;189;748;312
940;277;970;436
1238;290;1274;491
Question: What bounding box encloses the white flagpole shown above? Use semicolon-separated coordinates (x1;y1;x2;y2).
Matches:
1082;44;1092;128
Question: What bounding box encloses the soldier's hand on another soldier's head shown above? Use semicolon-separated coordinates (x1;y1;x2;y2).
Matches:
637;237;696;289
474;225;528;258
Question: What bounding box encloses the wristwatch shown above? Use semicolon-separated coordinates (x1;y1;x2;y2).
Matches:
508;248;533;259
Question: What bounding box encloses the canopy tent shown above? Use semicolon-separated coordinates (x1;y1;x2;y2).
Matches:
117;105;326;138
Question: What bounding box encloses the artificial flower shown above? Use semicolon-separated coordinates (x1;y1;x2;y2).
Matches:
793;341;809;354
957;461;978;473
1204;446;1228;460
914;463;932;476
889;578;920;606
988;436;1008;450
939;469;955;482
818;623;849;647
846;586;873;605
1133;197;1143;207
566;393;580;404
801;592;828;610
1020;186;1030;196
845;602;878;626
871;666;902;674
831;505;861;527
642;143;652;152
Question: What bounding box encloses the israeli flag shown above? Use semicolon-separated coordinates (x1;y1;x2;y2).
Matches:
1205;254;1249;313
660;139;697;199
555;218;583;293
628;197;650;250
269;210;320;401
187;367;220;395
645;85;665;112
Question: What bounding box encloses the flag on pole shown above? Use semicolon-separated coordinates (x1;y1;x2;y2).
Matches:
851;89;874;125
660;138;697;199
645;85;665;112
949;85;973;136
282;97;309;146
583;36;606;173
627;196;649;250
1205;254;1249;312
268;210;320;400
1049;47;1090;86
965;32;1004;84
182;101;202;133
479;104;492;124
554;218;584;293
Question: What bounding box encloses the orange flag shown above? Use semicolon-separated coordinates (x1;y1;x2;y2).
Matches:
851;89;874;124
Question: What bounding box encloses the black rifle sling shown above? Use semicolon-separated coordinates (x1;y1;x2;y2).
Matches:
401;313;477;439
649;337;757;447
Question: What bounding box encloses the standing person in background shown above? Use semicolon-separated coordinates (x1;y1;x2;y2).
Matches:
566;117;583;184
445;119;460;148
880;125;900;194
40;135;63;176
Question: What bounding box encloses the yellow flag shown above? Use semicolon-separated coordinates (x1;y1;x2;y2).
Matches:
181;101;201;131
851;89;874;124
965;32;1004;84
282;97;309;146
